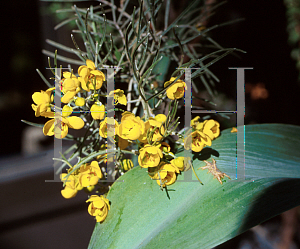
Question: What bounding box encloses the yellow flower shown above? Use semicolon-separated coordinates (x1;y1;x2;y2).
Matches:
62;105;73;117
75;97;85;107
31;88;55;117
78;161;103;187
152;162;180;187
61;72;81;104
78;59;105;91
154;114;167;124
60;172;83;199
43;113;85;139
118;112;145;140
62;72;80;91
202;119;220;140
90;103;105;120
122;159;134;171
170;157;185;171
86;195;110;223
109;89;127;105
138;144;163;168
184;130;211;152
164;77;186;100
99;117;119;138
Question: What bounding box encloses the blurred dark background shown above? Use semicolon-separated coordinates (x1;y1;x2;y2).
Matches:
1;0;300;248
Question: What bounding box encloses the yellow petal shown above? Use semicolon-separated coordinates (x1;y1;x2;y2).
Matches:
63;72;76;79
118;95;127;105
78;66;89;78
86;59;96;69
32;91;50;105
60;123;69;138
66;116;85;129
61;91;76;104
43;112;55;118
43;119;55;136
90;161;103;178
155;114;167;124
61;186;77;199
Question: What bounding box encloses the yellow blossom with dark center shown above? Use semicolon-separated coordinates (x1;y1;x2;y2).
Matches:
86;195;110;223
78;59;105;91
78;161;103;187
138;144;163;168
109;89;127;106
184;130;211;152
118;112;145;140
164;77;186;100
150;162;180;187
202;119;220;140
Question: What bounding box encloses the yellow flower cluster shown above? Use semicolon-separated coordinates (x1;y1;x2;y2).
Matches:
29;57;225;224
60;161;103;199
137;133;186;188
185;117;220;152
31;60;129;140
144;150;186;188
164;77;186;100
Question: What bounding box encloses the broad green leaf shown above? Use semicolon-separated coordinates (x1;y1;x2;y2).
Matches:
88;124;300;249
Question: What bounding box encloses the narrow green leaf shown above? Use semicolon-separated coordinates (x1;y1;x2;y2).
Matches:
36;69;52;88
21;120;44;128
161;0;198;36
42;50;84;65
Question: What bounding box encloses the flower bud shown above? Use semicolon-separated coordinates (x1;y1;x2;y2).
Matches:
62;105;73;117
75;97;85;106
122;159;134;171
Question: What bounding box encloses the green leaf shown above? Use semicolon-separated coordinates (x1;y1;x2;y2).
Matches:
88;124;300;249
21;120;44;128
